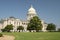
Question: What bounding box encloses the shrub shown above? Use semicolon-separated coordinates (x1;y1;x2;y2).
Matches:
1;29;6;32
2;24;13;32
17;26;24;32
0;33;3;37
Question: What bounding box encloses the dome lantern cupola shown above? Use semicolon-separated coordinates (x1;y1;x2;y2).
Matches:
28;5;35;12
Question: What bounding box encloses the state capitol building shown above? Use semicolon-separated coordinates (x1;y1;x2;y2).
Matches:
0;5;47;32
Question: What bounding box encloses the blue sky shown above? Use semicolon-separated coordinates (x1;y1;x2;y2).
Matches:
0;0;60;28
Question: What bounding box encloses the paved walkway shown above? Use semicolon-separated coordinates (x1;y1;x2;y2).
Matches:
0;35;15;40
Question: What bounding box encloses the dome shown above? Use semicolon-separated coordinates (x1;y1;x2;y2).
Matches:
28;5;36;14
28;5;36;12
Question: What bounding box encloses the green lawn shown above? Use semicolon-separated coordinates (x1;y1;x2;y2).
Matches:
2;32;60;40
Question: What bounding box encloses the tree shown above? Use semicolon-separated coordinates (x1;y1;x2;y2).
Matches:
58;28;60;32
17;26;24;32
27;16;42;32
2;24;13;32
46;23;56;32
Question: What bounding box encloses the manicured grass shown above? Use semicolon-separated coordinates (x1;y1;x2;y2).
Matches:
2;32;60;40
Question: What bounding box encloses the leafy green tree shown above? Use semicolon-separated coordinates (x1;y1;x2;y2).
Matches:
46;23;56;32
17;26;24;32
27;16;42;32
2;24;13;32
58;28;60;32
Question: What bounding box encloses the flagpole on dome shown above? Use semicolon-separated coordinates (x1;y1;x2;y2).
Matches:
31;4;33;8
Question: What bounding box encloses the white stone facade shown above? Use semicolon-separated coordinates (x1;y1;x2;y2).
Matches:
0;5;47;32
